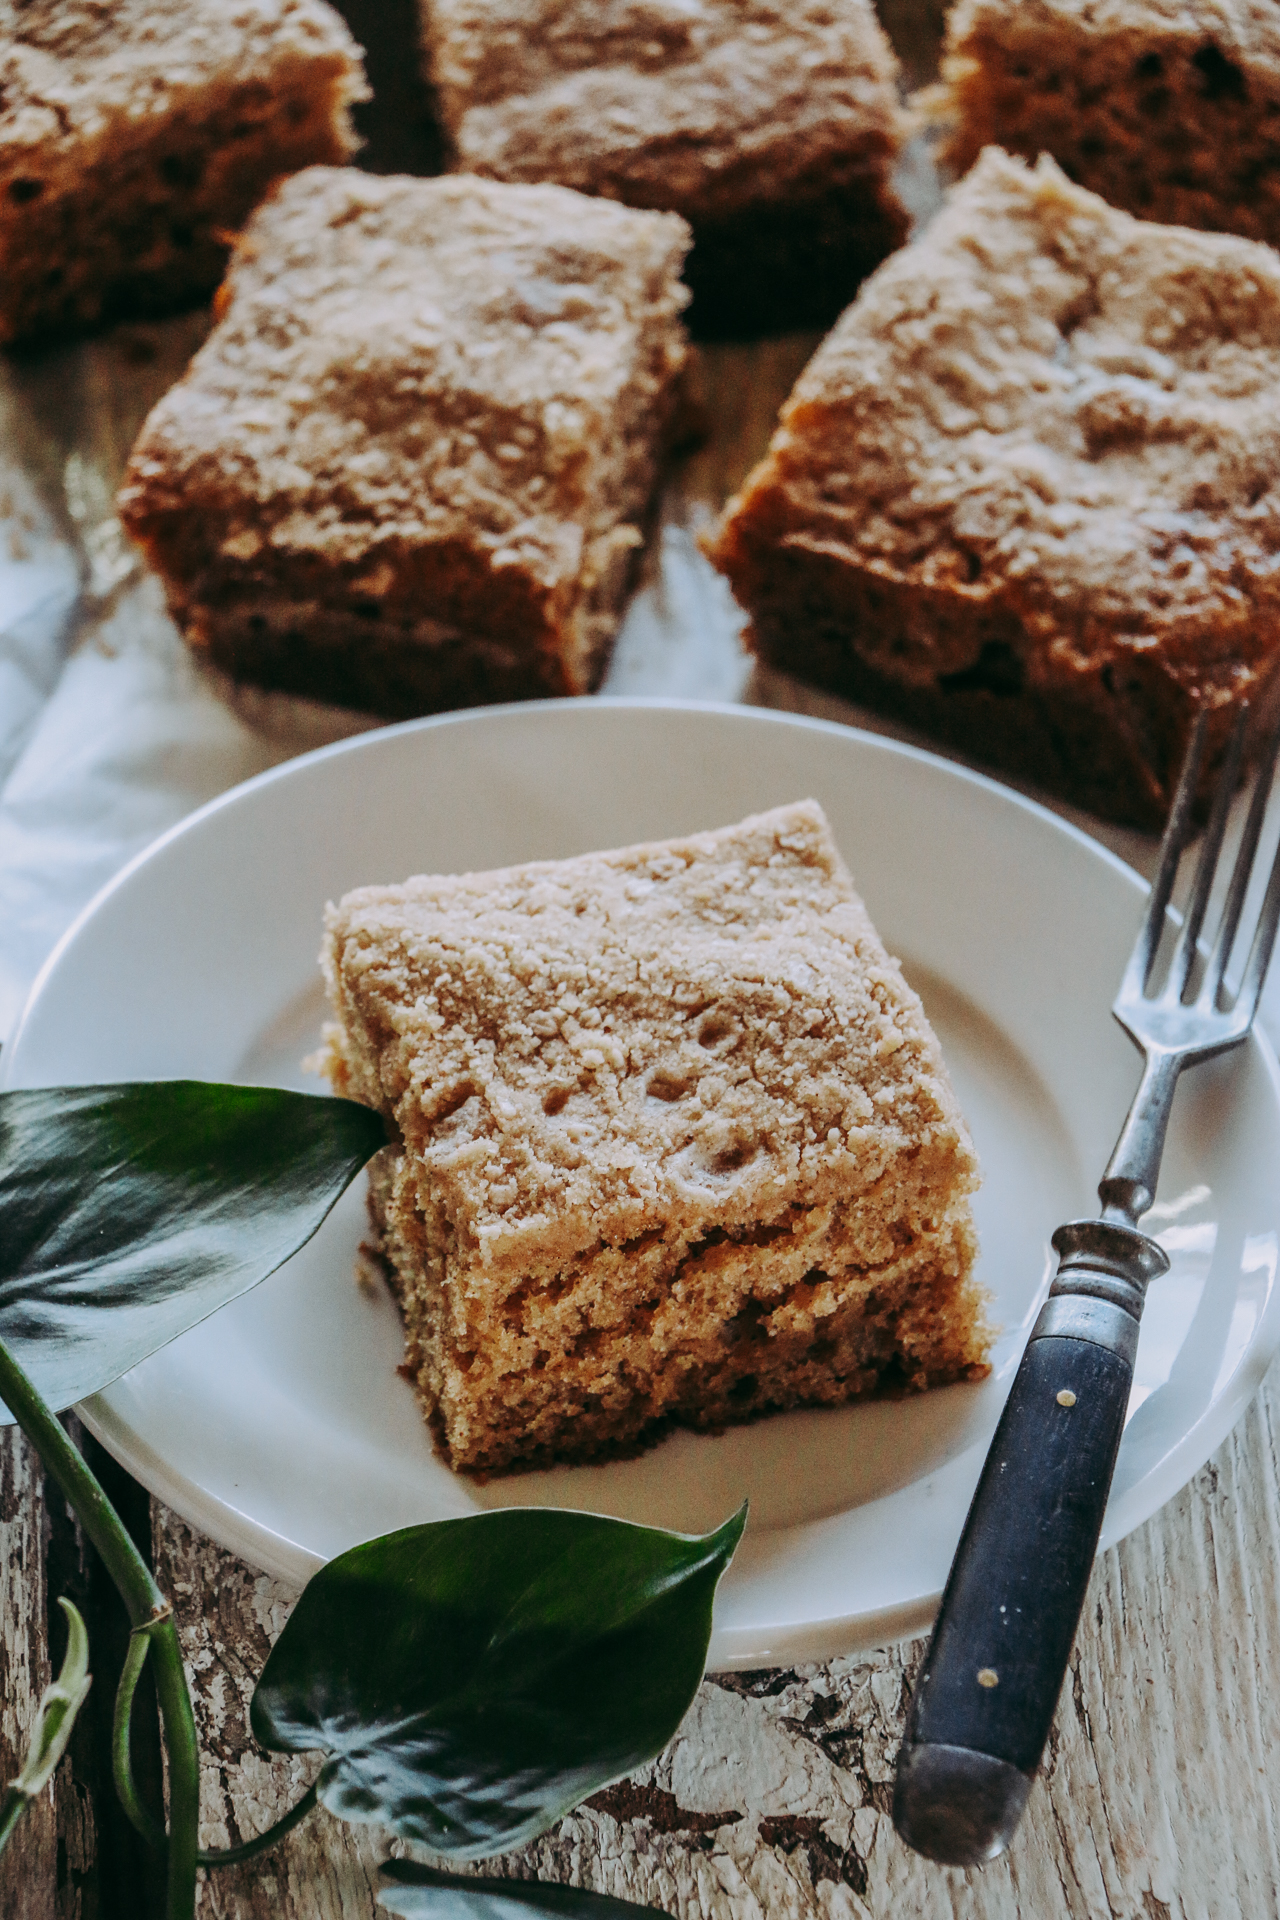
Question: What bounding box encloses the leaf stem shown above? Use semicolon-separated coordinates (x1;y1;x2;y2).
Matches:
0;1337;198;1919
149;1624;200;1908
113;1629;166;1852
0;1786;25;1860
196;1778;320;1867
114;1627;319;1871
0;1347;160;1620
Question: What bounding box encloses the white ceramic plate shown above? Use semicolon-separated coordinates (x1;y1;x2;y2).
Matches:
6;700;1280;1667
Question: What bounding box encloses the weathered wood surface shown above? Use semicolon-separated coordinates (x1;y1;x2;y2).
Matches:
153;1512;386;1919
0;1427;65;1920
7;1360;1280;1917
0;1426;165;1919
121;1361;1280;1920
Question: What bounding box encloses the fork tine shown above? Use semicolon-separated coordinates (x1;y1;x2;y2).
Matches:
1166;706;1247;1003
1203;710;1280;1006
1121;707;1209;1002
1231;730;1280;1025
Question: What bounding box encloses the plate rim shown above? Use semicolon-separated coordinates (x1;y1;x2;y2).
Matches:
3;695;1155;1072
6;695;1280;1665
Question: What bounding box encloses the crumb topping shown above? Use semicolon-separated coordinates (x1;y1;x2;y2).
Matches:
0;0;366;156
426;0;904;221
713;148;1280;691
323;800;977;1258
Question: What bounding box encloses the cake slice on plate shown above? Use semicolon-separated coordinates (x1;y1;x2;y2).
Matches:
321;801;988;1476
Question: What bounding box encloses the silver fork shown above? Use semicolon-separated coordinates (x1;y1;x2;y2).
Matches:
893;704;1280;1870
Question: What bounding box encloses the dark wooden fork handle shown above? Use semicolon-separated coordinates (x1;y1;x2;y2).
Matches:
893;1220;1168;1866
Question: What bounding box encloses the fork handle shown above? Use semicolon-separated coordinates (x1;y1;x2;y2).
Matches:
892;1219;1169;1866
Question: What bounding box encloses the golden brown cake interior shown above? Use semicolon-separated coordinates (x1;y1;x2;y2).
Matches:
932;0;1280;249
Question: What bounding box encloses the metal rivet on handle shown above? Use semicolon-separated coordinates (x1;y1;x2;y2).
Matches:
976;1668;999;1689
1057;1389;1077;1407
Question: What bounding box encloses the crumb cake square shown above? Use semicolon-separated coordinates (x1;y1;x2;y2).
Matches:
706;149;1280;829
321;800;988;1477
418;0;909;338
118;168;691;718
0;0;367;345
932;0;1280;250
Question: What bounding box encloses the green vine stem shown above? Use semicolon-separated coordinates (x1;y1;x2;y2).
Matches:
113;1628;320;1868
198;1779;321;1867
0;1787;24;1857
149;1626;200;1902
0;1337;199;1919
112;1627;166;1852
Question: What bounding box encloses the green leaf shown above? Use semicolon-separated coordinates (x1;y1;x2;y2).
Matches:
377;1862;668;1920
252;1504;747;1859
13;1597;92;1799
0;1082;386;1417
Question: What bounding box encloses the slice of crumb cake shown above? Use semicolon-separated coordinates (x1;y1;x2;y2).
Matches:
706;149;1280;830
418;0;909;338
321;801;989;1476
0;0;367;344
117;168;691;720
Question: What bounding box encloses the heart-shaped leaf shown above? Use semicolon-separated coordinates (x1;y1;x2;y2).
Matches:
0;1082;386;1418
252;1504;747;1859
377;1862;668;1920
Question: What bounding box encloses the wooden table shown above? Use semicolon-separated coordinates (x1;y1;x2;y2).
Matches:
2;3;1274;1914
4;1367;1276;1920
